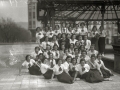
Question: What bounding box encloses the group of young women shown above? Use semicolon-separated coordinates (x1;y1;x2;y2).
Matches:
19;22;113;84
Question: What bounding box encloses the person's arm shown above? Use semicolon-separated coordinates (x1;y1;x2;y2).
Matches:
51;73;54;80
102;61;112;74
96;63;103;77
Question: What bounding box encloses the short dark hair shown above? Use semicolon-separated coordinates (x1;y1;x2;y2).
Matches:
35;46;40;50
91;54;96;58
80;58;86;63
66;56;72;61
25;55;30;60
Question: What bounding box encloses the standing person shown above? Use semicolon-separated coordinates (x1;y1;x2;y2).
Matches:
53;59;74;84
79;22;88;40
96;54;113;80
90;26;99;50
19;55;41;75
98;26;107;56
36;27;44;44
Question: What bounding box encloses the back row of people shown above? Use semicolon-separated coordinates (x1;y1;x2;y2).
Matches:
36;23;107;55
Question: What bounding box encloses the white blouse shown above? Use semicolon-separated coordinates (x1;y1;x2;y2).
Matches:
53;64;64;75
76;64;90;75
22;59;35;68
50;41;59;48
31;50;42;59
98;29;107;37
79;28;88;35
36;31;44;39
54;29;61;35
83;40;91;50
69;63;79;71
63;61;70;72
73;28;81;34
90;31;98;37
87;50;98;57
46;31;54;38
70;39;78;44
72;54;81;64
43;50;52;58
44;59;56;67
80;55;90;63
52;50;60;59
40;63;50;74
95;59;105;68
41;41;51;49
68;48;75;54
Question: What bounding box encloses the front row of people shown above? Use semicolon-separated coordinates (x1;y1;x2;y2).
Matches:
19;53;113;84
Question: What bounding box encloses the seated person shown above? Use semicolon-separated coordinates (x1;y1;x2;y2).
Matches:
87;45;98;57
31;46;42;60
53;59;74;84
96;54;113;80
19;55;41;75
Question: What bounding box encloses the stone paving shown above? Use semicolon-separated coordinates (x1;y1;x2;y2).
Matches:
0;67;120;90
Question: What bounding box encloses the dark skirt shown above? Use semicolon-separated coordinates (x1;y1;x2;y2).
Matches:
69;71;76;78
28;65;41;75
81;35;85;40
100;68;111;78
91;37;97;45
57;71;73;84
43;69;53;79
98;37;105;54
91;37;99;50
82;69;104;83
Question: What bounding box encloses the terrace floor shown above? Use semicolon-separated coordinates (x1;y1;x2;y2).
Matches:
0;67;120;90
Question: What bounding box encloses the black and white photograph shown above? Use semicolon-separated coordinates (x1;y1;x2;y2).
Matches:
0;0;120;90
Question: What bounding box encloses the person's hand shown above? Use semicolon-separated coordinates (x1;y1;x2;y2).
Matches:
101;74;103;77
73;78;76;82
48;79;52;83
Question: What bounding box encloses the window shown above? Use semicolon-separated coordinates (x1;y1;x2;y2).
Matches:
29;21;32;28
33;21;36;28
33;12;35;19
29;12;32;19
